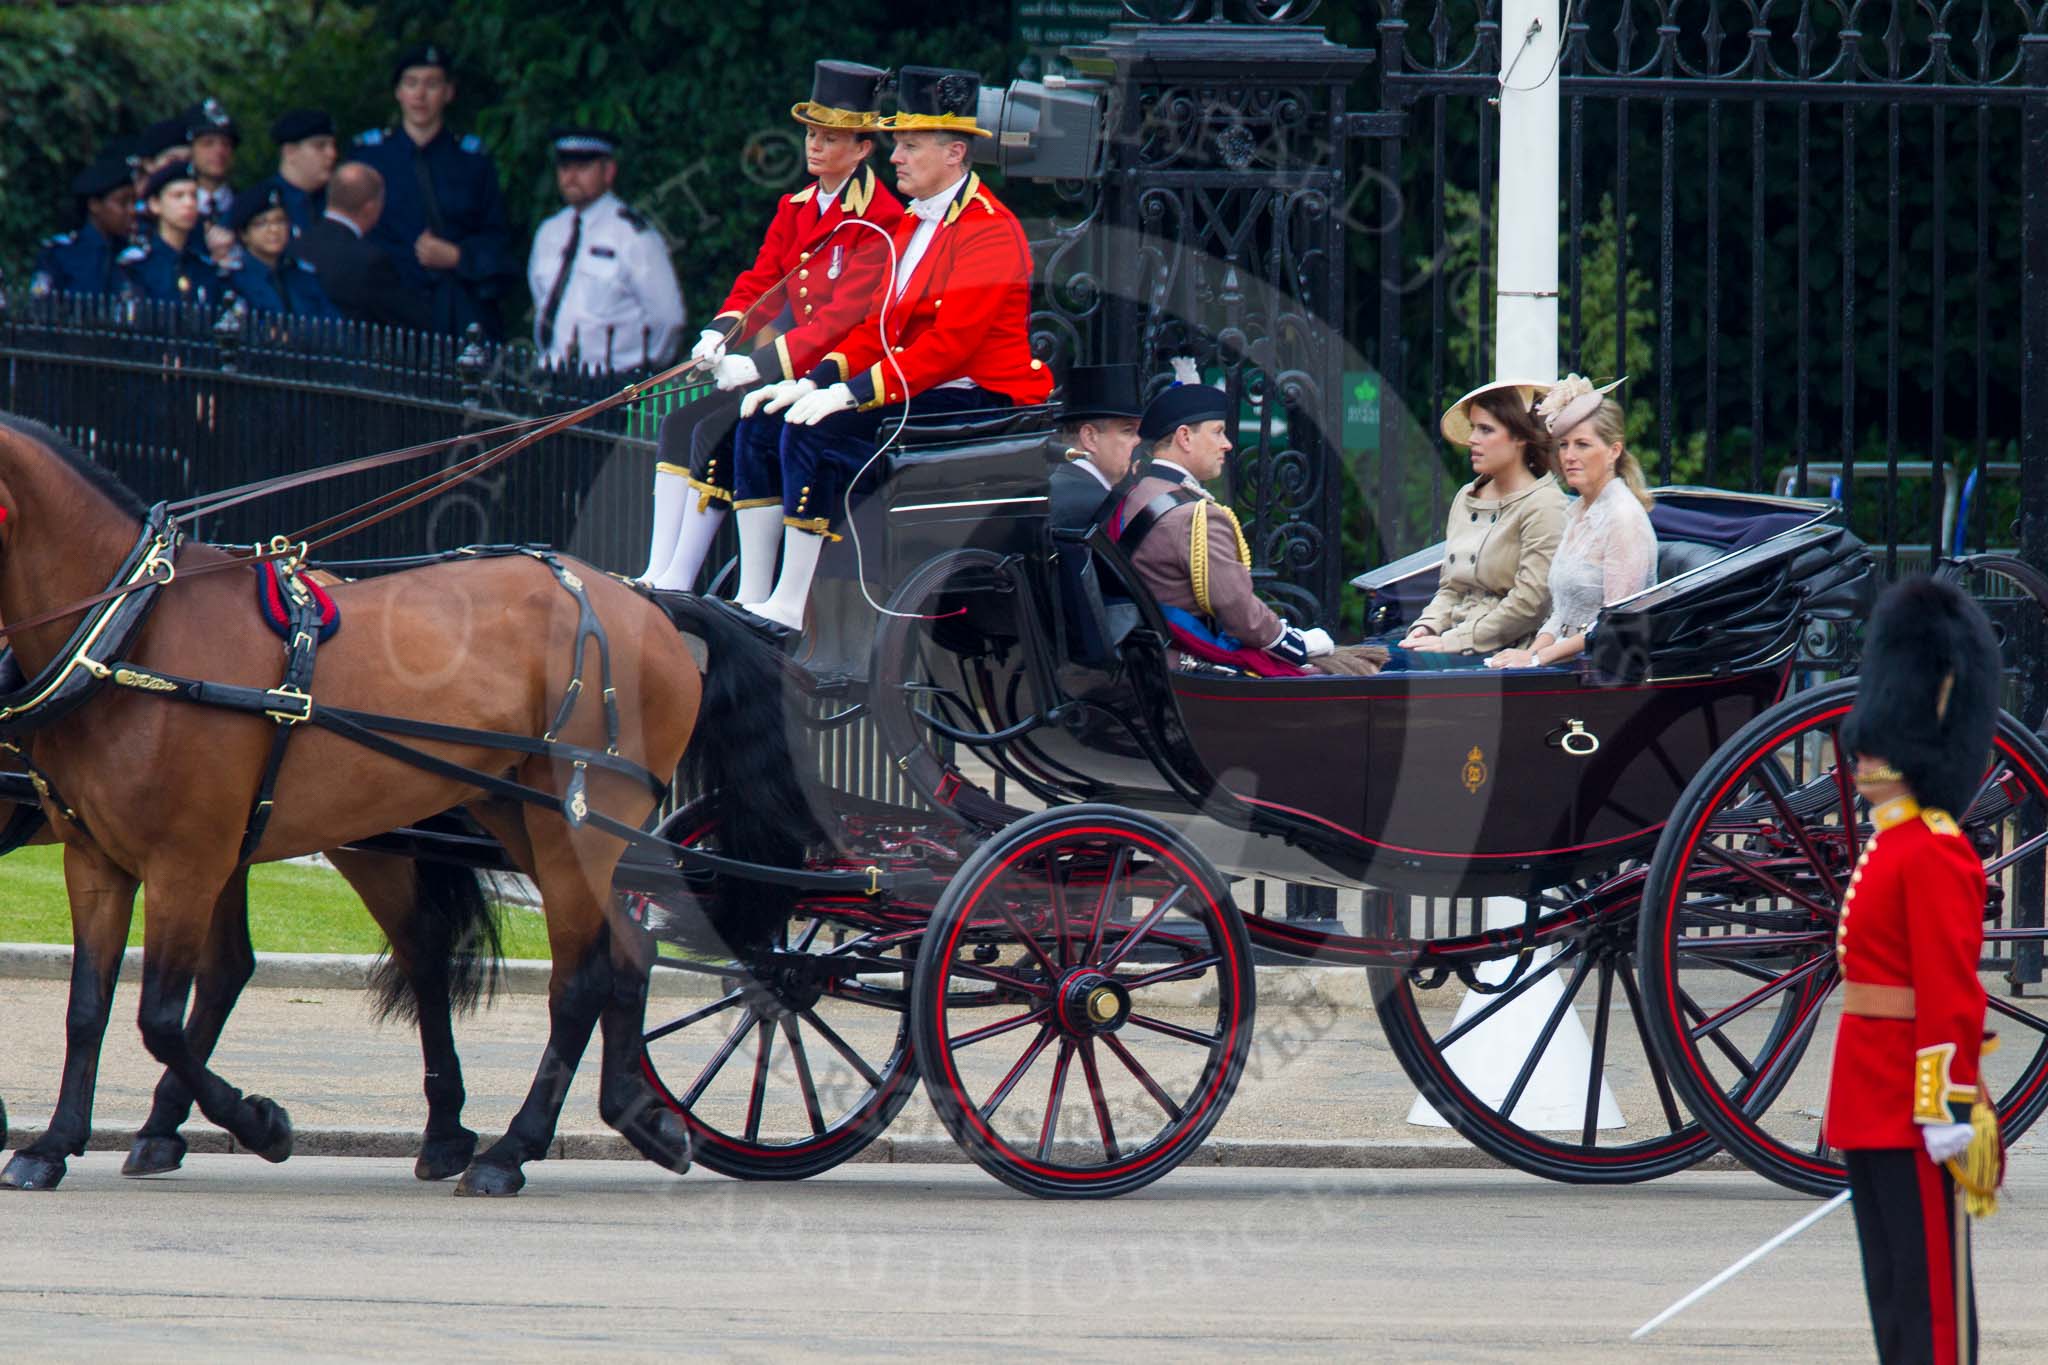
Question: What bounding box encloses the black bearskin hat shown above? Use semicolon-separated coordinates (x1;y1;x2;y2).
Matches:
1842;576;2002;817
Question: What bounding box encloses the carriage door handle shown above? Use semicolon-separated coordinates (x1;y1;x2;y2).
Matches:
1548;719;1600;757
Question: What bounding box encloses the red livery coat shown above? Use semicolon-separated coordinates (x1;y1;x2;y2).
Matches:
711;161;903;384
1823;796;1989;1150
805;171;1052;410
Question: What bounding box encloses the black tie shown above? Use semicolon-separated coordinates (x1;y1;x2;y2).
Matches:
538;213;580;351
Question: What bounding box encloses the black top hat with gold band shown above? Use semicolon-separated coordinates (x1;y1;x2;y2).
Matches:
792;60;887;130
880;66;992;138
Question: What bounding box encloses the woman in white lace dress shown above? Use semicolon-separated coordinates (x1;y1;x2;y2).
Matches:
1485;379;1656;669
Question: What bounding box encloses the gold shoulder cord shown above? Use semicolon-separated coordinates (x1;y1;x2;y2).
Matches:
1190;502;1212;617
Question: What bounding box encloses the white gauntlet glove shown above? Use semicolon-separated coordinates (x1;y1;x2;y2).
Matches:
786;382;857;426
740;377;813;419
713;353;761;392
1922;1122;1974;1163
1300;627;1335;658
689;328;726;366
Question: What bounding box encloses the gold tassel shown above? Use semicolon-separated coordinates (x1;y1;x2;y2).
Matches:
1945;1091;2004;1219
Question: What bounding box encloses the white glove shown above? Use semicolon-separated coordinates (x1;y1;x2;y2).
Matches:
713;353;761;392
741;378;811;419
689;329;726;366
786;382;857;427
1923;1121;1974;1163
1300;627;1335;658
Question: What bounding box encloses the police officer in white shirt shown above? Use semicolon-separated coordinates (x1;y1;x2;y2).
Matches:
527;127;684;371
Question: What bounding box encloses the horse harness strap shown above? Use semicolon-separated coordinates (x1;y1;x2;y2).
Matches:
1115;488;1205;558
236;562;325;864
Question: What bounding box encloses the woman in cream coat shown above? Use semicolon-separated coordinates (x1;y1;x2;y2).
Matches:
1388;379;1568;669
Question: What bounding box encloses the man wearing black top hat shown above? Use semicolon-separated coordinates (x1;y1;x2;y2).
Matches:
31;154;137;298
1049;363;1144;531
348;42;515;337
247;109;340;237
527;126;684;372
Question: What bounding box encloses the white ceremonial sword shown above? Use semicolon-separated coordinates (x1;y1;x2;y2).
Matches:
1630;1189;1851;1341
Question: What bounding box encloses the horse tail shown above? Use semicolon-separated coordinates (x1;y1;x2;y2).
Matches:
367;833;506;1022
667;598;821;950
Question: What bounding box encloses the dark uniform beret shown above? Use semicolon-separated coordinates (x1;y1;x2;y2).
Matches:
270;109;336;145
227;183;290;234
394;42;455;85
137;118;189;159
71;156;134;200
184;97;238;144
141;160;199;201
550;125;619;163
1138;381;1231;443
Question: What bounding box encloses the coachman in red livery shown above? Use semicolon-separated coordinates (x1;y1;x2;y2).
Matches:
639;60;902;592
1825;575;2004;1365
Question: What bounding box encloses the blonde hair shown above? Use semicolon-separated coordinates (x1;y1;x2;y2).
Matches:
1565;398;1653;511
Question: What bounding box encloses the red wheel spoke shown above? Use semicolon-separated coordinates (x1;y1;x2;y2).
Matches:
1617;956;1686;1131
1049;869;1072;970
990;895;1062;979
1581;960;1616;1148
1081;846;1129;964
1119;954;1223;992
1435;943;1579;1051
1500;950;1595;1120
950;960;1052;996
1688;952;1834;1042
1743;977;1836;1101
1831;730;1862;863
1099;886;1190;971
1694;841;1839;920
950;1005;1051;1051
1102;1033;1185;1123
980;1025;1055;1122
1987;994;2048;1035
645;990;742;1044
1125;1012;1221;1047
1754;758;1844;899
744;1019;773;1143
799;1008;883;1088
683;1006;758;1108
1036;1040;1077;1161
780;1016;826;1136
1080;1040;1120;1162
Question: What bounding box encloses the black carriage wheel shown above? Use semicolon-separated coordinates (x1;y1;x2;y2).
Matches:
1637;678;2048;1195
1369;884;1731;1183
631;801;919;1181
910;804;1255;1199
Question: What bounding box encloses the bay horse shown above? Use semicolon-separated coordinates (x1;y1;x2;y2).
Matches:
0;413;812;1196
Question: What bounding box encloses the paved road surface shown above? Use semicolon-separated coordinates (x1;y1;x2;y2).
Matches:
2;1158;2043;1361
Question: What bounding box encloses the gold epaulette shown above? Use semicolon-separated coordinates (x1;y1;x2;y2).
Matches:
1923;808;1961;836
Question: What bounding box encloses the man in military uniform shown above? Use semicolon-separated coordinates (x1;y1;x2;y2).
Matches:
31;153;136;298
527;127;684;372
247;109;339;236
733;65;1052;630
639;59;901;592
347;43;515;337
1826;576;2002;1365
1115;370;1381;677
183;97;240;265
1049;363;1143;531
120;161;226;308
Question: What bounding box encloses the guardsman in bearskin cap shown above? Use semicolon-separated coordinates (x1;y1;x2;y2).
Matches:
638;60;903;592
730;64;1053;630
1827;575;2004;1365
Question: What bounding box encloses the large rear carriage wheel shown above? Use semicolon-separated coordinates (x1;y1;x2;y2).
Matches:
911;805;1255;1198
1637;679;2048;1193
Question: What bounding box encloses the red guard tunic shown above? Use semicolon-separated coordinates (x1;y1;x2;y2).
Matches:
1824;795;1989;1150
711;161;903;385
804;171;1052;411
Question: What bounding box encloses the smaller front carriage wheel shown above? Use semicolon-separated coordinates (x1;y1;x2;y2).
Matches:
911;805;1255;1198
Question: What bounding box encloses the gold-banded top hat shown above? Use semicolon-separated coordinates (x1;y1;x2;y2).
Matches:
1439;378;1552;446
792;60;888;130
879;65;993;138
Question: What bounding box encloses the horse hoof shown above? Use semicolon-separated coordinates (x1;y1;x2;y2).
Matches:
241;1096;294;1164
122;1134;189;1177
454;1161;525;1197
414;1130;478;1182
0;1151;66;1191
629;1108;693;1175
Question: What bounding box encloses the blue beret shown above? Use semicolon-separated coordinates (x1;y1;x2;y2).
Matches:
1138;382;1230;443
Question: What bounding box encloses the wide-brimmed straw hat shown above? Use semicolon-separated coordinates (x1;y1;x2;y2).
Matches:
1439;378;1551;446
1539;374;1627;437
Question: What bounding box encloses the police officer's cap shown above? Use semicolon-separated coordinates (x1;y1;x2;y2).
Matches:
71;156;134;201
394;42;455;86
1138;378;1230;443
141;161;199;201
137;119;188;160
183;97;239;145
227;184;290;235
550;126;618;164
1843;576;2002;817
270;109;336;146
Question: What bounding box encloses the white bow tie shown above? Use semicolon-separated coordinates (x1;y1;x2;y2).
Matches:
908;195;951;223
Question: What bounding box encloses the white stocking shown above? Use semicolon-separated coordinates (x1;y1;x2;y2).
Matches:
637;465;689;581
749;527;826;631
649;500;726;593
734;505;786;606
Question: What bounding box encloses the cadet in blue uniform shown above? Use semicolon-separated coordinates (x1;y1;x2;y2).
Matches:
183;97;241;271
346;43;515;338
30;154;136;298
245;109;338;237
120;162;225;308
223;184;338;318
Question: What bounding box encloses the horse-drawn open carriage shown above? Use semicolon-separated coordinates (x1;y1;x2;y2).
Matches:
5;399;2048;1203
